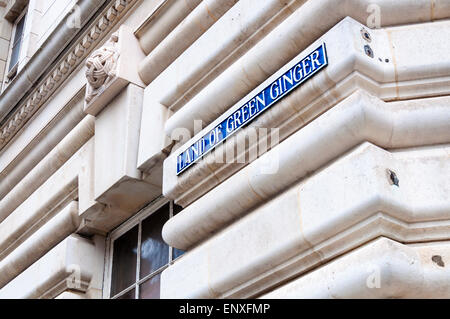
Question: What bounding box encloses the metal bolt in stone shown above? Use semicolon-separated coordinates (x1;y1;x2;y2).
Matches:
361;28;372;42
387;169;399;187
432;255;445;267
364;45;374;58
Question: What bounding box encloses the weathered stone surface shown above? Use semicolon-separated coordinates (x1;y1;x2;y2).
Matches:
161;142;450;298
162;90;450;251
262;238;450;299
0;235;104;299
92;83;161;232
1;0;450;300
162;17;450;208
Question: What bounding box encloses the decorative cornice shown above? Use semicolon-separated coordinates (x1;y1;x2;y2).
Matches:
0;0;138;149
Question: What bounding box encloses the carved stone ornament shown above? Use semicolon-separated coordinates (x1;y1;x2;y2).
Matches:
85;33;120;104
83;25;146;116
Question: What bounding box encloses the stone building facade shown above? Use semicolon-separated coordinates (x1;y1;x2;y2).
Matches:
0;0;449;299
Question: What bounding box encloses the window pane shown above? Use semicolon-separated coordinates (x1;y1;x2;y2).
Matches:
117;288;135;299
140;204;169;278
9;43;21;72
13;15;25;45
139;274;161;299
9;14;26;72
111;225;138;296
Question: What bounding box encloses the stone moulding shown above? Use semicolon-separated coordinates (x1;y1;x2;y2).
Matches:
138;0;450;178
150;0;309;113
162;17;450;207
136;0;311;174
0;0;138;150
137;0;240;85
0;116;94;225
162;90;450;251
162;0;450;138
0;88;86;200
161;142;450;298
0;147;81;260
0;235;103;299
262;238;450;299
0;201;80;289
2;0;28;22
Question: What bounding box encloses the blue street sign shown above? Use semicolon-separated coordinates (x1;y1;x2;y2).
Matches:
177;43;328;175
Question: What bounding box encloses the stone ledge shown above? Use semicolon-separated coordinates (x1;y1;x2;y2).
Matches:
0;201;80;289
262;238;450;299
162;17;450;207
162;90;450;250
3;0;27;22
160;142;450;298
0;234;104;299
137;1;450;178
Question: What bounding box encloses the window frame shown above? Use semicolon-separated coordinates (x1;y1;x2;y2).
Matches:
5;7;27;80
103;196;182;299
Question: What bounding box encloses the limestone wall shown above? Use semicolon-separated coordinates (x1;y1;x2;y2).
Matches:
0;0;449;299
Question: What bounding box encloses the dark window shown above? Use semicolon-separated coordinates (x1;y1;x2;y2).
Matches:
110;201;185;299
116;288;135;300
140;206;169;279
139;273;161;299
8;13;26;76
110;225;138;296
